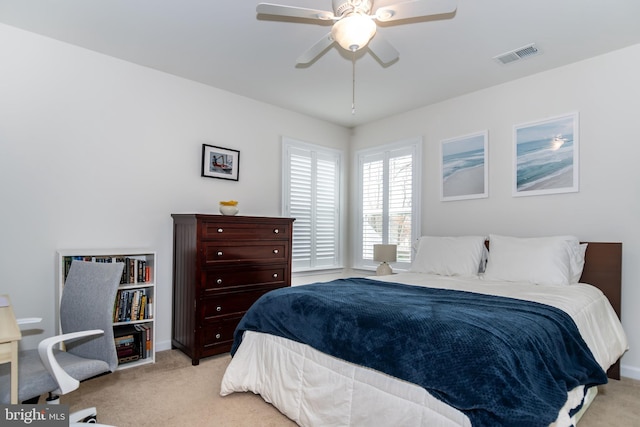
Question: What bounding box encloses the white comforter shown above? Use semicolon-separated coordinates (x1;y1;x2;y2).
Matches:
220;274;628;427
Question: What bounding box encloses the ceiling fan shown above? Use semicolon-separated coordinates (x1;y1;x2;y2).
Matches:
256;0;458;65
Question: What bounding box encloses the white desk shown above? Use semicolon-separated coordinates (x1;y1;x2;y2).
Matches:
0;295;21;404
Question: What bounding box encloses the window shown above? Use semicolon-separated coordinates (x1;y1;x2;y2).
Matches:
282;138;343;271
355;138;422;270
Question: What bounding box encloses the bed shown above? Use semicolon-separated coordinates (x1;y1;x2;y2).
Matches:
220;235;628;427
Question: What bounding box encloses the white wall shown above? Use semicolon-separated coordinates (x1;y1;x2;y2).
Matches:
351;43;640;379
0;24;350;351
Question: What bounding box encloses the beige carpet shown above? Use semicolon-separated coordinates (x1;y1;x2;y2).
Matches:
61;350;640;426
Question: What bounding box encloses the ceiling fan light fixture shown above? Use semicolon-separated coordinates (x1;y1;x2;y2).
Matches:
331;14;376;52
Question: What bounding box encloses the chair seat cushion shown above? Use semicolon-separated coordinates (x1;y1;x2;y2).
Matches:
0;349;111;403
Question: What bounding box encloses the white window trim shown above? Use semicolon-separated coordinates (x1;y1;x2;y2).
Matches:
282;137;345;272
353;137;422;271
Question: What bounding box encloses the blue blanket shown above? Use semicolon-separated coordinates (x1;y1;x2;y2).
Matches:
232;278;607;426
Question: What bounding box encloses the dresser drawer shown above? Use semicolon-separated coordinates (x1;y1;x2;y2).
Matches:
201;288;276;321
202;265;287;292
203;241;289;264
200;316;243;352
201;221;290;241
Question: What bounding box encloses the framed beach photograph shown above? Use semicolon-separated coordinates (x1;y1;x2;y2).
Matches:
440;131;488;201
201;144;240;181
513;112;579;197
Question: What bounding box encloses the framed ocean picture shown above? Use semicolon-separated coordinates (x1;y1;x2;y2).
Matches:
513;113;579;197
440;131;488;201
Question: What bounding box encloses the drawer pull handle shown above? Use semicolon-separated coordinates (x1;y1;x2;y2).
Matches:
215;333;221;339
273;249;279;254
273;273;278;278
273;228;279;234
216;306;222;312
217;251;223;257
216;278;222;285
217;228;223;233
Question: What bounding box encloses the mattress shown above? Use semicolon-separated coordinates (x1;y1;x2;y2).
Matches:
220;273;628;426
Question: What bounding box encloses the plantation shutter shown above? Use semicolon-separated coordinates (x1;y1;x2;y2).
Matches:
284;139;342;271
389;154;413;263
361;156;384;261
356;139;421;269
289;151;312;267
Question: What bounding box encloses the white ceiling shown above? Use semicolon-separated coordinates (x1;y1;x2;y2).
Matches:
2;0;640;128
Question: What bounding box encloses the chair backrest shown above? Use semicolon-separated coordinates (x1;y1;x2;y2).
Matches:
60;260;124;372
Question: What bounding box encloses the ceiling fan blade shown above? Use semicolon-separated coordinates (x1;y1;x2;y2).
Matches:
257;3;335;21
296;33;335;64
374;0;457;22
368;34;399;64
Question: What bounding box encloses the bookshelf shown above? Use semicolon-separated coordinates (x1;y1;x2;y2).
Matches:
56;249;156;370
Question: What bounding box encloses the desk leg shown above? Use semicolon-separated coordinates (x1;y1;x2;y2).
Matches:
10;341;18;404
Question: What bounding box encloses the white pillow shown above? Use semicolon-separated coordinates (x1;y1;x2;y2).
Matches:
571;243;588;283
483;235;581;286
549;237;587;283
410;236;487;277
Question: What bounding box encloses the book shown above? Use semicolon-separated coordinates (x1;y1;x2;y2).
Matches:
131;291;140;321
143;324;151;352
116;343;137;357
139;294;147;320
134;324;149;359
114;324;144;364
114;334;135;346
137;260;146;283
128;258;137;284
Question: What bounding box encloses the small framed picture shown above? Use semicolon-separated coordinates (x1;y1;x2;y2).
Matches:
513;112;579;197
201;144;240;181
440;131;488;201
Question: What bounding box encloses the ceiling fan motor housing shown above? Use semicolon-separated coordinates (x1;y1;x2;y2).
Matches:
333;0;373;17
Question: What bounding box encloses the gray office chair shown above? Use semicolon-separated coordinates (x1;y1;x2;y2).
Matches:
0;260;123;425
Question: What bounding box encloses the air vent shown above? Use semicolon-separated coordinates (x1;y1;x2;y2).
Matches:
494;43;540;65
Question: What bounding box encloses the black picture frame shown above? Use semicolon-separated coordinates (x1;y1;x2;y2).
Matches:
201;144;240;181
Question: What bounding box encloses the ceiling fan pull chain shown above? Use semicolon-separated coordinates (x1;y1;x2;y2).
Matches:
352;51;356;115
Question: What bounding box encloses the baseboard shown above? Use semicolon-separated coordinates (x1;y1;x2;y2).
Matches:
620;364;640;380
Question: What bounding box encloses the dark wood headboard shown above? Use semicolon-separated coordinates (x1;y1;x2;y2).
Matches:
579;242;623;380
579;242;622;317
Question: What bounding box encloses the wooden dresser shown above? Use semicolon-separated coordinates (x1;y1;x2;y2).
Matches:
171;214;294;365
